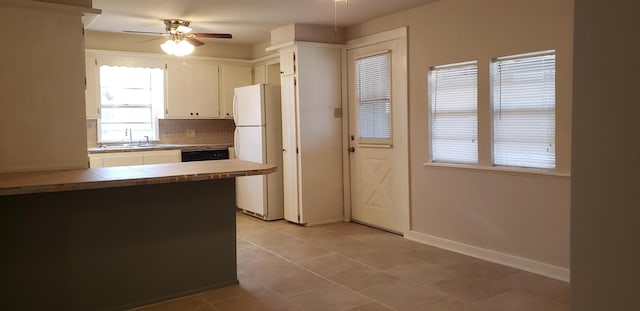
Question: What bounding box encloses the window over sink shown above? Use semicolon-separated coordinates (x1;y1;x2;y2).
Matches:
98;65;164;143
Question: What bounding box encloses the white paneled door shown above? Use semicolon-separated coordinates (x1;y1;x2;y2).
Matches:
347;35;409;234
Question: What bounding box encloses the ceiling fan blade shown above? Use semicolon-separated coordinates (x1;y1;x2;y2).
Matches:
185;37;205;46
136;36;165;44
123;30;165;35
194;33;232;39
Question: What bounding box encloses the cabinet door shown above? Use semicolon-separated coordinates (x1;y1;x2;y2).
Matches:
166;61;220;118
166;61;193;118
88;155;103;168
279;49;296;76
143;150;181;164
101;154;144;167
85;56;100;119
220;65;252;118
280;75;301;223
191;62;220;118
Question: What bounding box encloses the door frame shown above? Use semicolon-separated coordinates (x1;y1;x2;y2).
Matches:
341;27;410;234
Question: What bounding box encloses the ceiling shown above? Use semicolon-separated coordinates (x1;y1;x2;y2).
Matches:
88;0;438;44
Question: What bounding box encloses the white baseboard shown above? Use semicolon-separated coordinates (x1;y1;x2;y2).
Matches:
404;230;570;283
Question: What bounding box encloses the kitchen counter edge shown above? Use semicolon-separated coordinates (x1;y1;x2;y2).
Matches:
0;160;274;196
87;143;233;154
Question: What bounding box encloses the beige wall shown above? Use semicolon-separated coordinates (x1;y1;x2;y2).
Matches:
85;30;254;59
572;0;640;309
270;23;346;46
0;3;88;172
348;0;573;271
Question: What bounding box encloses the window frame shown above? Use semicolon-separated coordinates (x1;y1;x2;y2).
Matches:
490;50;556;170
355;51;393;146
428;60;479;164
96;55;165;144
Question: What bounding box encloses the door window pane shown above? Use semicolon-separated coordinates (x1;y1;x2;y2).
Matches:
356;53;392;143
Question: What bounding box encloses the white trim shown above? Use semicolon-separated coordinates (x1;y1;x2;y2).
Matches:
424;161;571;178
340;47;351;223
492;49;556;62
252;53;280;64
404;230;570;283
266;41;345;52
347;27;407;50
86;49;255;64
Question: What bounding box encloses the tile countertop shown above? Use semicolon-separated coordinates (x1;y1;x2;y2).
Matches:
0;160;274;196
87;143;233;154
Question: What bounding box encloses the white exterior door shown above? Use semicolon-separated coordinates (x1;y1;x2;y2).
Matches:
347;36;409;234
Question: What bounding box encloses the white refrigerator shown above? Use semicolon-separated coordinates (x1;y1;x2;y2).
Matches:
234;84;284;220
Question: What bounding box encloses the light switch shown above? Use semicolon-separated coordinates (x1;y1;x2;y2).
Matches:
333;107;342;118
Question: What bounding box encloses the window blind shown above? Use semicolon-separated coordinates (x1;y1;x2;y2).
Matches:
356;52;391;142
429;62;478;164
492;51;556;169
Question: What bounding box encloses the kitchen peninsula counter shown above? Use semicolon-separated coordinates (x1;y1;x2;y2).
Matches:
0;160;274;311
87;143;233;154
0;159;274;196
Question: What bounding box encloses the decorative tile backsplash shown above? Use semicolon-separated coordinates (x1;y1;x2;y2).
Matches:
86;119;235;147
159;119;235;144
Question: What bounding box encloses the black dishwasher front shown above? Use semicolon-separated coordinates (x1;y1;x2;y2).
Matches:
181;149;229;162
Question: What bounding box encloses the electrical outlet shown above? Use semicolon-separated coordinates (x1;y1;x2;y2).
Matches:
186;129;196;138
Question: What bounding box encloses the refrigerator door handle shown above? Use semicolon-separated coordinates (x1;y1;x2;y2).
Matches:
232;92;238;123
234;127;239;159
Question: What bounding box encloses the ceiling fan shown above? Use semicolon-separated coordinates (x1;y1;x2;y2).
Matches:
124;19;232;56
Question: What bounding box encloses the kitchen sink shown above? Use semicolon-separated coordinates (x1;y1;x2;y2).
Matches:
97;144;179;150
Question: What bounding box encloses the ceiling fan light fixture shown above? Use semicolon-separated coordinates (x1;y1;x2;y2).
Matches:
160;38;194;56
175;39;195;56
176;25;192;34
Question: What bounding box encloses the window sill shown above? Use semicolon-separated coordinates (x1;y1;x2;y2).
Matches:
423;161;570;178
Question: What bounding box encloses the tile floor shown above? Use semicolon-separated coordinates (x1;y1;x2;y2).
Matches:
133;212;569;311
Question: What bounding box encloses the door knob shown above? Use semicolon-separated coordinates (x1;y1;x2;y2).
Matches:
348;147;355;153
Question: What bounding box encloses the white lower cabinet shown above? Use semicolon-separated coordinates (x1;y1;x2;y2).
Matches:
89;150;181;168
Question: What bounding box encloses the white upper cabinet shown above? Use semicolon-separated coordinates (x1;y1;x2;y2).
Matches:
166;60;220;118
220;65;252;119
85;55;100;119
280;50;296;76
83;51;255;120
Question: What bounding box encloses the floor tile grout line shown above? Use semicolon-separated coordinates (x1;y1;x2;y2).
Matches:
239;218;496;309
196;293;221;311
238;217;470;308
239;216;540;309
237;215;569;310
241;221;447;288
238;233;399;311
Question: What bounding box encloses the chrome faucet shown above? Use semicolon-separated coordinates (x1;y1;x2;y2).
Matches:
124;128;133;144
